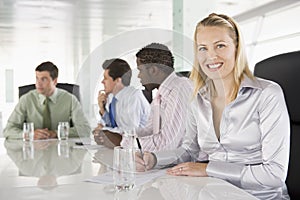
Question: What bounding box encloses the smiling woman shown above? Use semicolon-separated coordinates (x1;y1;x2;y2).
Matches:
135;13;290;200
196;26;237;88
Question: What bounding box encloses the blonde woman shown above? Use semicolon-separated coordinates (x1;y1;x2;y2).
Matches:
136;13;290;199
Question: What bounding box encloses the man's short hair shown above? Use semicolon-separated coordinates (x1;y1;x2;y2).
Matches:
102;58;132;86
35;61;58;80
136;43;174;69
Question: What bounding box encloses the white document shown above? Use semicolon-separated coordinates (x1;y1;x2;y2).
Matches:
101;126;122;134
85;170;166;186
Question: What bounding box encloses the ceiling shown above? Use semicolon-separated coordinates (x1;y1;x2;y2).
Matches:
0;0;276;71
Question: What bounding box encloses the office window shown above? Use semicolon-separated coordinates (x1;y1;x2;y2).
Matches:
5;69;14;103
0;111;2;137
258;6;300;42
240;5;300;70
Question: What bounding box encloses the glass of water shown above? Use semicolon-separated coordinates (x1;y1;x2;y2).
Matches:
113;146;135;191
23;122;34;142
57;122;69;140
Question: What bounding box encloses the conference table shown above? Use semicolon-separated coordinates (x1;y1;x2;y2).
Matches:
0;137;257;200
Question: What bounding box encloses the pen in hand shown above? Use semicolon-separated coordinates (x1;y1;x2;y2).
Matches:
136;137;147;171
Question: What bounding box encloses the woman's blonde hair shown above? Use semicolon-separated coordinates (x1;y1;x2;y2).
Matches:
190;13;253;99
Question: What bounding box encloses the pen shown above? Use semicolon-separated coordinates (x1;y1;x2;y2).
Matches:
136;137;147;170
75;142;84;146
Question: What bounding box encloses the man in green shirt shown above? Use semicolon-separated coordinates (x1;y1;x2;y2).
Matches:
3;61;91;140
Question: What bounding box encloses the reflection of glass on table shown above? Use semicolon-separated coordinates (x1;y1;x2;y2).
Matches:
22;141;34;160
57;140;69;158
1;137;258;199
4;139;87;188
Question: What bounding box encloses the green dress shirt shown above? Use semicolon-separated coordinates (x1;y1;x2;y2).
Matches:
3;88;91;139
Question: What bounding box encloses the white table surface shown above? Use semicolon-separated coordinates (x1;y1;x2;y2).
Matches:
0;138;258;200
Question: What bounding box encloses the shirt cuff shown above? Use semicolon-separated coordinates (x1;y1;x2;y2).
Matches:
154;150;178;169
206;160;244;186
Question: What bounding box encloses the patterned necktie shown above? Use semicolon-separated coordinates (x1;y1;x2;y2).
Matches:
43;97;51;129
109;96;117;128
153;93;161;134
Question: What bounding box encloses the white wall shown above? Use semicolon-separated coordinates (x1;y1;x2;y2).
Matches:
1;1;300;134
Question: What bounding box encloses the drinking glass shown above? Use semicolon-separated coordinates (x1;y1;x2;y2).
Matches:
122;129;137;148
23;122;34;142
113;146;135;191
57;122;69;140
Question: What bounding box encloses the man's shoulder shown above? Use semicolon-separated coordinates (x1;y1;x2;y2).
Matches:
58;87;78;95
171;75;193;90
56;88;77;100
118;86;149;104
122;86;143;96
20;89;38;101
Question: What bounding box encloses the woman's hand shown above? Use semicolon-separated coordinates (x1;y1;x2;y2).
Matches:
135;151;157;172
166;162;208;177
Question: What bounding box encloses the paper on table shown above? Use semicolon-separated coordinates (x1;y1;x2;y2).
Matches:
85;169;166;186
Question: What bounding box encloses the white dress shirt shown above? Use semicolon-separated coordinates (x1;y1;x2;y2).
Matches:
136;72;194;152
101;86;150;133
155;76;290;200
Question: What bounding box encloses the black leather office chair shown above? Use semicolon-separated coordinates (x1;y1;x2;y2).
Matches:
176;71;191;78
142;88;152;103
254;51;300;200
140;84;153;103
18;83;81;102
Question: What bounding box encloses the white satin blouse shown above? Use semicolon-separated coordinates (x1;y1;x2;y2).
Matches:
156;76;290;200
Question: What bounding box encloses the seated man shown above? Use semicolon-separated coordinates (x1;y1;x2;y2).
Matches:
93;58;150;147
131;43;193;152
3;61;91;140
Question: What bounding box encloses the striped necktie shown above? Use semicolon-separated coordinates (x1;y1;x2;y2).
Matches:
43;97;51;129
153;93;161;134
109;96;117;128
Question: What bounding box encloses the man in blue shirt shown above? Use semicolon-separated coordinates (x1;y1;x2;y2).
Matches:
93;58;150;147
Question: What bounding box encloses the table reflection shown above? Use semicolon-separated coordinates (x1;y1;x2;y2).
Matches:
0;139;256;200
92;146;256;200
154;176;255;200
4;139;87;188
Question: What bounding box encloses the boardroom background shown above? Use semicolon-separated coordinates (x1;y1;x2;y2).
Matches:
1;0;299;136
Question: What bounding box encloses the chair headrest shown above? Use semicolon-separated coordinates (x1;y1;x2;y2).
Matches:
18;83;80;102
254;51;300;123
